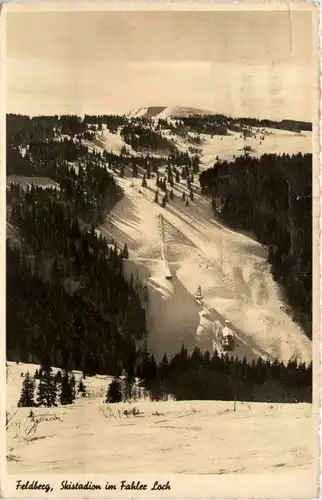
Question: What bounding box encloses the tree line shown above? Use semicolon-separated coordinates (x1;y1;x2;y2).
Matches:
18;366;82;407
135;346;312;403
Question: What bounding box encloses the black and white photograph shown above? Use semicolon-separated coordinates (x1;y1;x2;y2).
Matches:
2;2;320;498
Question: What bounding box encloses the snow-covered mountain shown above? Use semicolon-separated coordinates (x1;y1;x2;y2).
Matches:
128;106;215;119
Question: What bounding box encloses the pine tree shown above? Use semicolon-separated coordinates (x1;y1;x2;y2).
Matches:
121;242;129;259
182;191;186;201
36;366;57;407
18;372;36;407
106;377;123;403
195;285;203;300
60;369;75;405
169;189;174;201
120;165;125;178
189;189;194;201
141;175;148;188
70;374;76;400
154;190;159;203
132;163;138;177
142;284;149;303
185;198;189;207
161;195;167;208
78;378;86;397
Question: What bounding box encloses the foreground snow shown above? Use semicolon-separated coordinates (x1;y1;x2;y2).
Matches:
7;363;313;475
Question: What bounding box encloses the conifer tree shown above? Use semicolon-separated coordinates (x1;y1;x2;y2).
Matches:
185;198;189;207
36;366;57;407
175;170;180;183
154;190;159;204
120;165;125;178
78;378;86;397
70;374;76;400
121;242;129;259
169;189;174;201
182;191;186;201
132;163;138;177
18;372;36;407
60;369;75;405
106;377;123;403
189;189;194;201
142;284;149;303
141;175;148;188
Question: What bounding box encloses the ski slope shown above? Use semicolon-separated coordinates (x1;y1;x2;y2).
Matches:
93;125;312;364
6;362;314;476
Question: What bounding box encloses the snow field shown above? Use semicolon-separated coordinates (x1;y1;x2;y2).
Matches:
6;362;313;475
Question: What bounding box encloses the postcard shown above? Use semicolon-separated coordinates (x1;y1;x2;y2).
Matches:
1;1;320;498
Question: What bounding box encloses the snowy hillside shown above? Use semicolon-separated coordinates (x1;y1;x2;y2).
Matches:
6;362;313;475
128;106;217;119
89;124;312;364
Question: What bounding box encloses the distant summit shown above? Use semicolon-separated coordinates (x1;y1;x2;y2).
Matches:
127;106;215;119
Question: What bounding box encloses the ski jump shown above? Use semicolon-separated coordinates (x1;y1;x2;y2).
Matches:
159;214;172;280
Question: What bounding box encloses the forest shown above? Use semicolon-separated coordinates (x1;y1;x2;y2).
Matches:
199;153;312;338
120;124;176;153
6;114;148;375
135;346;312;403
16;346;312;408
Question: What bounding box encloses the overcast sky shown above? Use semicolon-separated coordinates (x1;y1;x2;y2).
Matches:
6;9;314;120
